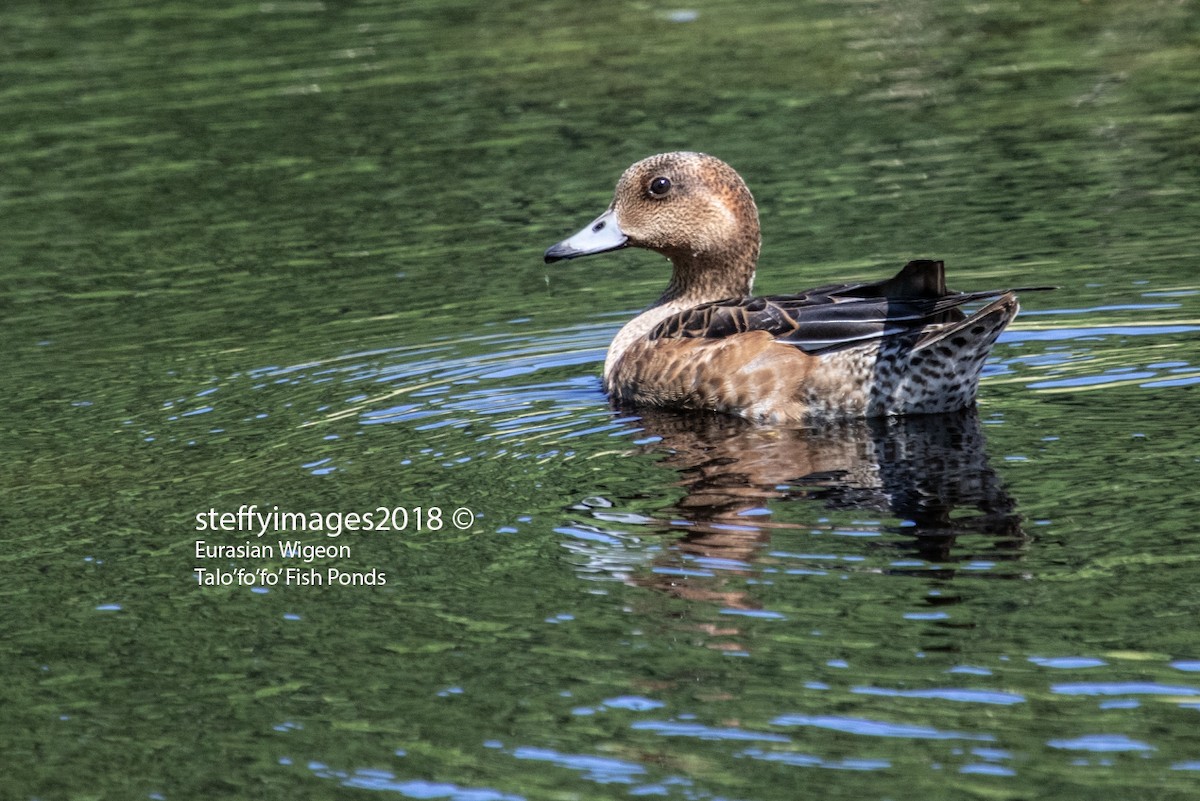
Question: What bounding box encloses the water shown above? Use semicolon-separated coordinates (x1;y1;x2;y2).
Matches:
3;0;1200;799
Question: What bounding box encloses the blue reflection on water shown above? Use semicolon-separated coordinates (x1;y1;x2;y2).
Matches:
1019;303;1181;316
740;748;890;771
1002;325;1200;343
1029;656;1108;669
851;686;1025;705
1046;735;1155;752
632;721;791;743
601;696;666;712
720;608;787;620
771;714;993;741
1051;682;1200;696
960;763;1016;776
310;763;524;799
511;746;646;784
1029;371;1158;389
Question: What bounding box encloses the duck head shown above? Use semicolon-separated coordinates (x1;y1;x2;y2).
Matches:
544;152;762;303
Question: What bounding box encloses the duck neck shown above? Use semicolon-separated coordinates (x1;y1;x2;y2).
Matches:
656;245;759;308
603;244;760;385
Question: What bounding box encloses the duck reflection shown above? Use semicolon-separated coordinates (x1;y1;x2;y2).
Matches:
611;407;1025;607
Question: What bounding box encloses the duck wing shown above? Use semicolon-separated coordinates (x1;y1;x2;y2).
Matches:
648;260;1047;356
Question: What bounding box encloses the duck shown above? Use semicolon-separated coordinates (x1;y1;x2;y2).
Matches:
544;151;1045;425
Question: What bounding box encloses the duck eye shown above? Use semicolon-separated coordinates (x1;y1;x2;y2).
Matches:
648;176;672;197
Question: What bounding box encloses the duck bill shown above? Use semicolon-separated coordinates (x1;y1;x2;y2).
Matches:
544;208;629;263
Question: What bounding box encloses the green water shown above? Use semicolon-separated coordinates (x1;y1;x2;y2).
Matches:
4;1;1200;799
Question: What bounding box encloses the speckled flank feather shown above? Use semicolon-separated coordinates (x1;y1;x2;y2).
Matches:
543;152;1045;425
607;293;1017;424
795;294;1019;422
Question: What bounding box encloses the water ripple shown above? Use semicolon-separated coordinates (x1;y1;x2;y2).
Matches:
1050;682;1200;697
511;746;646;784
770;713;993;741
739;748;890;771
631;720;791;743
1046;734;1155;753
155;290;1199;468
309;762;524;800
851;686;1025;705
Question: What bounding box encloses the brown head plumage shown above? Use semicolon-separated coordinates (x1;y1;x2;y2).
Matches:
545;152;761;305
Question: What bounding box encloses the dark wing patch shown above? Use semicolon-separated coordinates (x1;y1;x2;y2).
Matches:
647;260;1044;355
